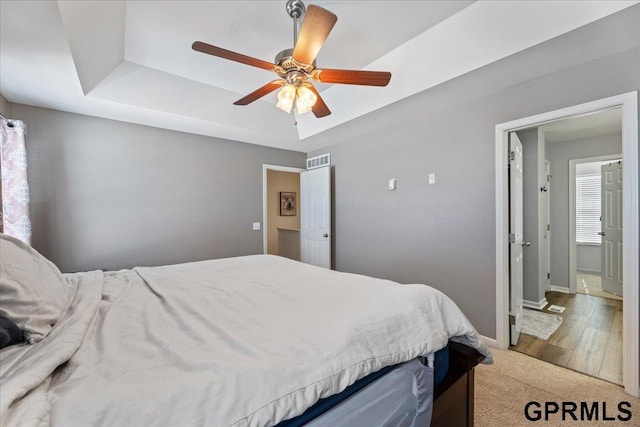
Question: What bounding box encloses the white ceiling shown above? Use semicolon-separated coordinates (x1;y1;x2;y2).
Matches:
1;1;637;153
542;108;623;143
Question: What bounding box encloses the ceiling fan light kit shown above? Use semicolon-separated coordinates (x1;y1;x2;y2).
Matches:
276;84;317;115
276;84;296;113
192;0;391;119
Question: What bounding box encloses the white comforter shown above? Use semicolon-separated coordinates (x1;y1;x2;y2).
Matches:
1;255;490;427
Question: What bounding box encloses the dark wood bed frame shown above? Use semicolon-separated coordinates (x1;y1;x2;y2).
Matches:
431;342;486;427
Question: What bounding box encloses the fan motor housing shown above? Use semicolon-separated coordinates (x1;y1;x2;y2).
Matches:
275;48;315;78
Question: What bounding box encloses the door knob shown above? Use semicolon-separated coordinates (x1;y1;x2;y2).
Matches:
522;242;531;247
323;233;330;238
597;232;605;236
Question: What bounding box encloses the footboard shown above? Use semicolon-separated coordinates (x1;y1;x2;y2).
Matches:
431;342;485;427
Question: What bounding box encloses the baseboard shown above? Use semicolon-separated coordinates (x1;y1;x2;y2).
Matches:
480;335;499;349
577;268;601;274
550;285;571;294
523;298;548;310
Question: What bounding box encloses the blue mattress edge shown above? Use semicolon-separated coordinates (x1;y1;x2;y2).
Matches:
277;343;450;427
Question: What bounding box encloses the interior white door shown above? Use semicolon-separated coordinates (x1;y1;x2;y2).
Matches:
300;166;331;268
509;132;524;345
601;161;623;296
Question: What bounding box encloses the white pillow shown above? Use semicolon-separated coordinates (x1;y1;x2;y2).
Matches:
0;233;74;343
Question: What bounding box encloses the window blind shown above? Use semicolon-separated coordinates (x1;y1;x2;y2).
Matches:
576;173;601;244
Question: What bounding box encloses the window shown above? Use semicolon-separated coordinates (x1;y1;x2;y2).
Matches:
576;173;601;244
1;117;31;244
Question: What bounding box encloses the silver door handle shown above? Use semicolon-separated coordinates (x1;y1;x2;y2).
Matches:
521;242;531;247
323;233;332;238
597;232;605;236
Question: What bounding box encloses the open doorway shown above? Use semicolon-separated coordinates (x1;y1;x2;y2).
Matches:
509;110;624;384
573;157;623;301
495;92;639;396
262;162;333;268
262;165;304;261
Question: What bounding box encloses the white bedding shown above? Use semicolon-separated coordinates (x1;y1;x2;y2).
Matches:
0;255;490;427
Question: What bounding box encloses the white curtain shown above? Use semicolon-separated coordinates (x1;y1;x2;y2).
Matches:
1;118;31;244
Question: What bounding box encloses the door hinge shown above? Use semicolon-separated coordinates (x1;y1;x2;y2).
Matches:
547;224;551;231
547;272;551;280
509;314;516;325
510;151;515;161
509;233;516;244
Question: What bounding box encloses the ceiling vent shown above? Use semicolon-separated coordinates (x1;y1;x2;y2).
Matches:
306;153;330;170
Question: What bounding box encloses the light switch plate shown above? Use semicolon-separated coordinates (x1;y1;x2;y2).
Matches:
388;178;397;190
428;173;436;184
252;222;261;230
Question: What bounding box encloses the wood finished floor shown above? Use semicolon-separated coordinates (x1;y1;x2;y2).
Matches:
510;291;623;385
576;272;622;301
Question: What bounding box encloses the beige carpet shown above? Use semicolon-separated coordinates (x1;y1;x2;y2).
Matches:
475;348;639;426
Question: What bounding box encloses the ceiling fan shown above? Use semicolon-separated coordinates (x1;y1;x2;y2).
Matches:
192;0;391;118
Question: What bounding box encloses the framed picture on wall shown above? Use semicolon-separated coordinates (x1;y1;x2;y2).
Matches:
280;192;296;216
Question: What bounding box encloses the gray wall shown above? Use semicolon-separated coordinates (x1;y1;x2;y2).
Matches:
517;128;544;304
0;94;8;116
309;14;639;336
577;244;601;273
548;133;622;288
11;104;306;273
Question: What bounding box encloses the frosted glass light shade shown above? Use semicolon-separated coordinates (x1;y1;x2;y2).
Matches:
295;86;317;114
276;84;296;113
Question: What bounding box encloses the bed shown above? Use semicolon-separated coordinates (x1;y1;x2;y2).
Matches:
0;233;491;426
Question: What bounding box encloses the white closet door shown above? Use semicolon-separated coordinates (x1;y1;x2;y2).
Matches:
300;166;331;269
509;132;524;345
601;162;623;296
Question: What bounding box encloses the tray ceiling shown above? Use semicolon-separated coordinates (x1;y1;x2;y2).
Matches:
1;1;636;152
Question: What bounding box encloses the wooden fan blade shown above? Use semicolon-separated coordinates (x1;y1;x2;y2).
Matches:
312;69;391;86
306;84;331;118
292;5;337;65
233;80;285;106
192;41;275;71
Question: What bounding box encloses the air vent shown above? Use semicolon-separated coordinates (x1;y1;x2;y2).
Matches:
306;153;331;170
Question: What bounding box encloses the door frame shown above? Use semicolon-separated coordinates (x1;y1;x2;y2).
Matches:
495;91;639;397
543;158;551;292
569;154;622;294
262;164;305;254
